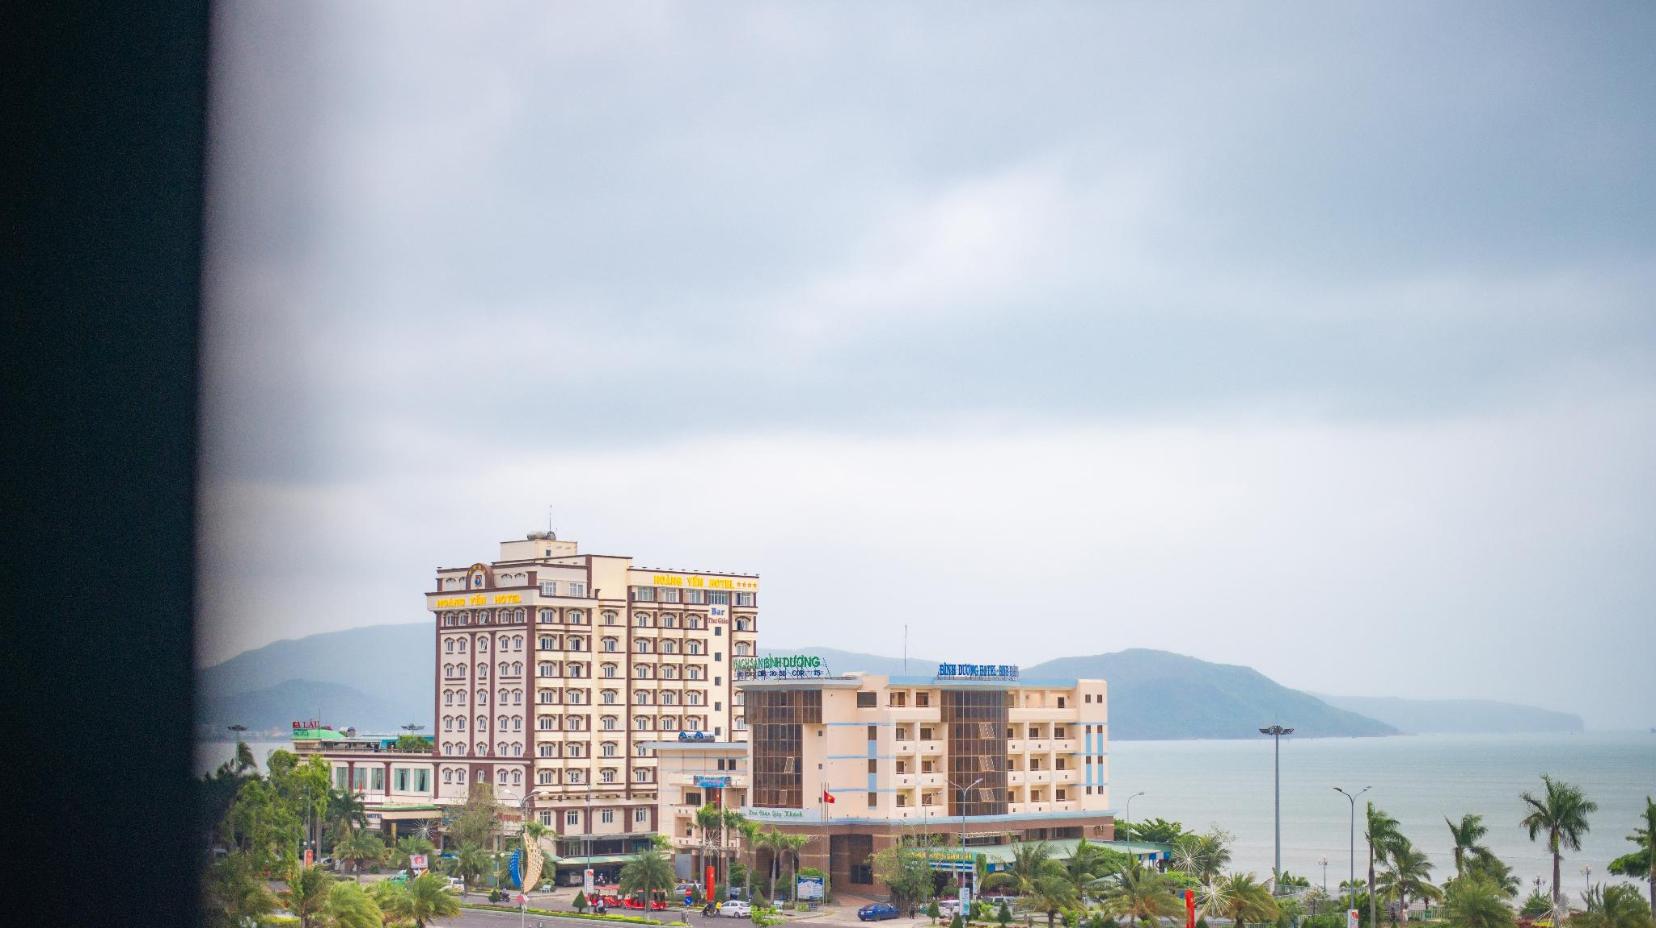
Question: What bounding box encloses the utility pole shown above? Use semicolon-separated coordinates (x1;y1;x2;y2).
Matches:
947;776;983;917
1123;791;1146;828
1334;786;1371;914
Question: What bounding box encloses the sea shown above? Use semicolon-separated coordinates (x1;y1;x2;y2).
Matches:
199;731;1655;894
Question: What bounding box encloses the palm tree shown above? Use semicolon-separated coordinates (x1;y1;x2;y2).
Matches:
1520;775;1598;910
987;842;1067;898
1461;851;1521;899
384;872;461;928
326;788;369;846
755;829;788;899
695;804;724;882
1442;876;1516;928
453;843;489;892
1096;859;1181;928
1173;830;1233;884
778;832;812;903
392;834;436;870
1607;796;1655;915
1206;873;1279;928
1066;838;1125;888
621;847;676;914
282;864;334;928
1365;803;1404;928
722;808;748;892
323;880;383;928
1377;839;1441;921
1447;815;1490;876
1573;883;1653;928
334;830;385;879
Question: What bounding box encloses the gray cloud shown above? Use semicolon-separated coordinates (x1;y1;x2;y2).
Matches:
199;1;1656;727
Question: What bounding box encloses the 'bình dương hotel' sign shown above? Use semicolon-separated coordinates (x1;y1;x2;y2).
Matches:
936;662;1019;680
734;654;829;680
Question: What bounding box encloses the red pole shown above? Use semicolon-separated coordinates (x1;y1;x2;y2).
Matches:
706;864;715;903
1185;889;1196;928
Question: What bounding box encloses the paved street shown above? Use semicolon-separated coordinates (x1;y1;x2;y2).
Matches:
432;904;940;928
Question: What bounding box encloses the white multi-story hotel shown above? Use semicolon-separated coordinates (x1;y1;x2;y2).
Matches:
304;530;758;871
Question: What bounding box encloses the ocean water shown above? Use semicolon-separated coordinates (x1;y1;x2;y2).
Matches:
199;732;1655;893
1109;732;1655;894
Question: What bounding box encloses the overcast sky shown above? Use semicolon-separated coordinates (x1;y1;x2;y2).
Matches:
197;2;1656;728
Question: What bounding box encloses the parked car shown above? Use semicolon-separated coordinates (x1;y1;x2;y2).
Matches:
858;902;901;921
936;899;962;917
718;899;752;918
981;895;1019;911
445;877;465;893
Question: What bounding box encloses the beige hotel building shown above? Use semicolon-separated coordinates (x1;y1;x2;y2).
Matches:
304;531;758;873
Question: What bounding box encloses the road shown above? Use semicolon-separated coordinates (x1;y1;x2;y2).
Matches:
433;905;939;928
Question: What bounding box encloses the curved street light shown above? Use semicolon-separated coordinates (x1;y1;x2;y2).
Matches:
1333;786;1371;913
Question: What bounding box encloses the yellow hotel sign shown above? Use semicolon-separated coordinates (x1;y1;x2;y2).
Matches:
433;593;523;608
649;573;757;591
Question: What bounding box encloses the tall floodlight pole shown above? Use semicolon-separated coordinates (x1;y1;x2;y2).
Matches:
1259;726;1294;892
1333;786;1371;913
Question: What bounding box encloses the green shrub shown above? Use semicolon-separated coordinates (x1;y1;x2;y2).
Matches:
998;902;1013;926
573;890;589;912
951;913;966;928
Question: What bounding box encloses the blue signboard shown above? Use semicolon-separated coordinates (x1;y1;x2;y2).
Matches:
694;775;732;788
936;662;1019;680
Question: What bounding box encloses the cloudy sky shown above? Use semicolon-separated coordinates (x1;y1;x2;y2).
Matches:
198;2;1656;728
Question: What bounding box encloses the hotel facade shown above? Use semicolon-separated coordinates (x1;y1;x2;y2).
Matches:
730;668;1120;891
303;531;759;873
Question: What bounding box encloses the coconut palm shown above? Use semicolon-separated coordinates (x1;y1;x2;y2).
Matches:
282;865;334;928
1096;860;1182;928
1377;838;1441;920
1520;775;1598;910
383;872;461;928
987;842;1067;898
1447;815;1490;876
1067;838;1127;888
1461;851;1522;899
1024;872;1080;928
1608;797;1656;915
334;829;385;879
392;834;436;870
1365;803;1404;928
1173;830;1234;884
778;832;812;902
1442;876;1516;928
621;846;676;910
1201;873;1278;928
695;804;724;881
1573;883;1654;928
721;808;748;890
324;880;383;928
326;788;369;844
734;816;763;897
452;843;489;891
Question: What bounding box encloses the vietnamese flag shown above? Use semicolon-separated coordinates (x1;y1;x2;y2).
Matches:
822;788;835;804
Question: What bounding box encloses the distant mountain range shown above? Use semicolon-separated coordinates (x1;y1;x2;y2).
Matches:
1313;693;1584;735
194;625;1584;740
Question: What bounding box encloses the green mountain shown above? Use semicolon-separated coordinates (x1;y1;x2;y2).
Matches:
1312;693;1585;734
766;645;1395;739
198;623;432;734
1026;649;1397;739
195;678;408;738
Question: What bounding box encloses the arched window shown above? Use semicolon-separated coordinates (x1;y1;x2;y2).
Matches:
513;635;523;649
457;717;467;731
476;688;487;704
498;661;508;676
734;642;752;656
478;636;489;651
569;636;584;651
662;691;677;706
511;770;522;785
661;640;677;654
601;769;616;783
512;688;522;705
513;716;523;731
736;618;751;631
635;716;651;730
661;665;678;680
458;639;468;653
444;639;454;654
602;715;616;731
601;663;617;679
475;743;486;757
602;689;617;704
636;691;652;704
635;639;652;653
687;641;703;655
661;614;676;628
635;664;652;678
538;609;553;623
602;611;617;625
538;662;553;677
568;610;584;625
511;661;522;675
477;662;488;678
635;613;651;628
602;637;618;653
686;615;702;630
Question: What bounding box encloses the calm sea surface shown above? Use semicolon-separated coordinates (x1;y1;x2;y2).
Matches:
199;732;1655;893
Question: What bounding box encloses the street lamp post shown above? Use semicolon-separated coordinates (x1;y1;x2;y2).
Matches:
1123;791;1146;829
1259;726;1294;892
1333;786;1371;914
947;776;984;917
1319;857;1328;896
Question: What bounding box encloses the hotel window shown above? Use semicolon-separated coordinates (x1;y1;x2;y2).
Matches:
733;617;749;630
915;693;929;707
631;586;655;602
477;689;487;704
475;742;485;755
867;792;877;806
1056;789;1066;801
602;663;617;679
602;637;618;652
566;811;579;826
444;639;454;654
735;592;755;606
538;716;555;730
568;610;585;625
393;768;408;791
889;692;907;707
658;588;680;603
334;767;347;789
540;810;554;826
634;808;648;823
602;741;616;756
568;662;585;677
1057;697;1066;709
709;591;730;605
602;716;616;731
1054;726;1067;738
602;690;617;705
569;636;585;651
569;582;586;597
539;744;556;757
857;692;876;708
540;581;556;596
539;770;554;784
635;716;650;730
685;589;705;604
458;639;468;653
601;809;614;824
